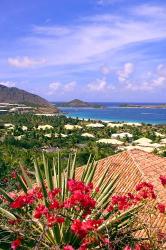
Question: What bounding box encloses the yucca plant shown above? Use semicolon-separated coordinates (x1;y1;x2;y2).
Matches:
0;153;146;249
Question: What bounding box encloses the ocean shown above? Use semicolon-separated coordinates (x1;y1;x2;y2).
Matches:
54;103;166;125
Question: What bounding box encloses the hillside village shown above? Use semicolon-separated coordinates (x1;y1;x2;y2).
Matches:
1;113;166;156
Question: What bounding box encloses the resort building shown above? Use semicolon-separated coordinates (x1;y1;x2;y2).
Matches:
86;123;105;128
133;137;153;145
96;138;124;145
64;124;82;130
37;125;54;130
81;133;95;138
107;123;124;128
111;132;133;140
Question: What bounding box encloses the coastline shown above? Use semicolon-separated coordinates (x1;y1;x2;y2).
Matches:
58;105;166;125
64;114;146;125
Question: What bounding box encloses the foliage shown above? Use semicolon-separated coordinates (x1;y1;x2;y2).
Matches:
0;154;165;249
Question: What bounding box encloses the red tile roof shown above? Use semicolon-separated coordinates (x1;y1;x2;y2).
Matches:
76;149;166;235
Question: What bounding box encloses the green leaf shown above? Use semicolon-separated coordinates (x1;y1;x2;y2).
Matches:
19;164;33;189
16;173;28;193
43;153;53;191
34;159;48;207
0;207;17;220
0;188;13;202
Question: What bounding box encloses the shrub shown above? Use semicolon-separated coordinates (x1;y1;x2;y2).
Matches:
0;154;165;249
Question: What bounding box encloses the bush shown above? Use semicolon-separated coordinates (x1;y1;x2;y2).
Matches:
0;154;165;249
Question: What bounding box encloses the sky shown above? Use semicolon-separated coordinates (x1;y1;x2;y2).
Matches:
0;0;166;102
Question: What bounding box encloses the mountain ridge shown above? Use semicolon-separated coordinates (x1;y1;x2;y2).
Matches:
0;85;58;113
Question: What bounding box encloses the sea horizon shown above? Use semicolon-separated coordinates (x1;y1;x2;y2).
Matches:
53;102;166;125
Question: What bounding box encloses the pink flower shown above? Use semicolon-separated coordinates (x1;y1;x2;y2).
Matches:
64;245;74;250
123;246;132;250
159;175;166;186
134;244;141;250
11;239;21;249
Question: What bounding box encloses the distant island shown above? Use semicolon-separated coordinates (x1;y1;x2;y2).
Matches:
56;99;105;108
120;103;166;109
0;84;58;114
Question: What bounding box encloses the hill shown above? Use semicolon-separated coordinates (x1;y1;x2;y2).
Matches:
57;99;104;108
0;85;58;113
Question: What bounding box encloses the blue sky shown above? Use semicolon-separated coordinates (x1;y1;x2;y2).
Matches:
0;0;166;102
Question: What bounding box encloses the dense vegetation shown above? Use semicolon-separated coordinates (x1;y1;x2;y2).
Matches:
0;113;166;185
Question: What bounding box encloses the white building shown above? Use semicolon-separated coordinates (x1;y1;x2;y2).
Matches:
97;138;123;145
111;132;133;139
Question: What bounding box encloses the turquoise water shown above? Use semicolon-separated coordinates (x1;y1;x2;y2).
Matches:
56;103;166;125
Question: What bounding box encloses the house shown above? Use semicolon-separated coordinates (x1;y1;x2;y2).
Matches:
96;138;123;145
64;124;82;130
111;132;133;140
133;137;152;145
22;126;28;131
160;138;166;145
86;123;104;128
37;125;54;130
76;149;166;236
81;133;95;138
107;123;124;128
155;132;165;138
120;145;155;153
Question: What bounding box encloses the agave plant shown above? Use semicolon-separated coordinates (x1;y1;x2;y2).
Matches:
0;153;143;249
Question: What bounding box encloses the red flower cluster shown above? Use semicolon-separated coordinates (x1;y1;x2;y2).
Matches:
49;199;60;209
123;244;141;250
34;204;48;219
64;190;96;211
10;193;35;209
159;175;166;186
64;245;74;250
27;186;43;200
48;188;61;201
135;182;156;200
11;239;21;250
46;214;64;227
71;219;103;238
157;203;165;214
111;195;133;211
107;193;138;212
64;180;96;213
67;179;93;193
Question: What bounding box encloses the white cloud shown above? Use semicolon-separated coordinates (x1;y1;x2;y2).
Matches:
132;4;166;19
33;25;71;36
0;81;16;87
8;56;47;68
118;62;134;82
18;4;166;69
97;0;122;5
48;81;77;95
64;81;76;92
157;64;166;77
125;64;166;91
87;78;113;92
100;65;111;75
